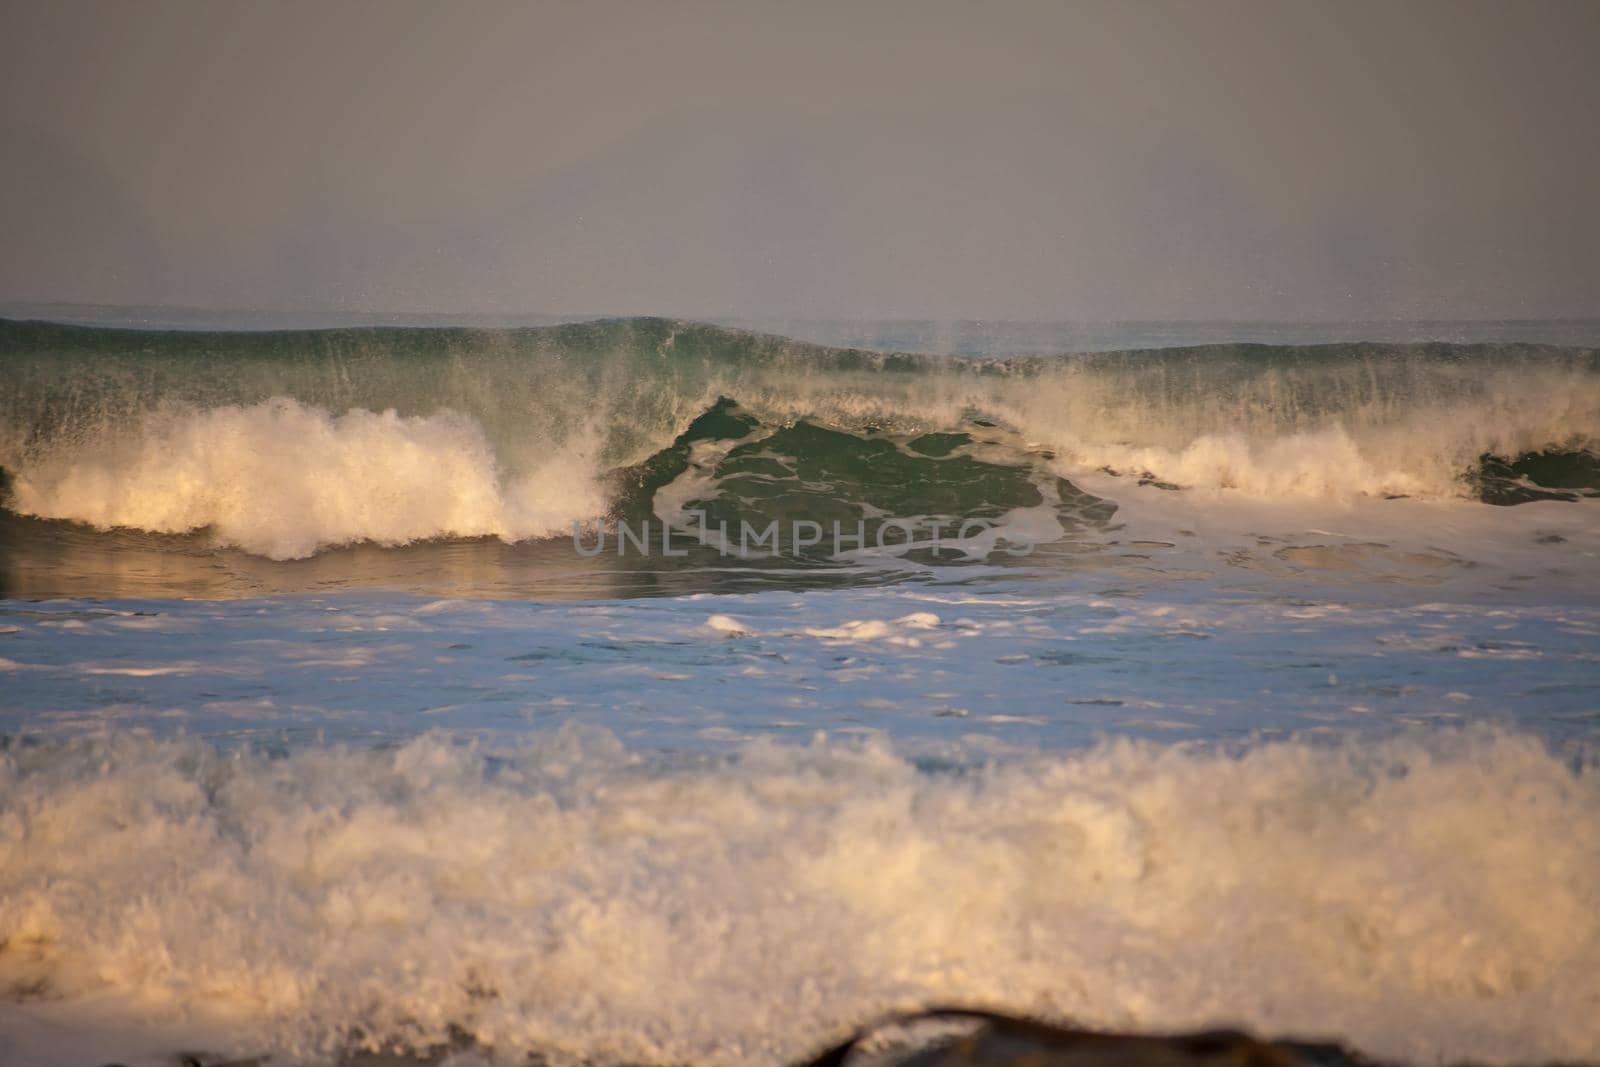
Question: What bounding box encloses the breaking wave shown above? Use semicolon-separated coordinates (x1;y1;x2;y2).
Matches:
1;318;1597;558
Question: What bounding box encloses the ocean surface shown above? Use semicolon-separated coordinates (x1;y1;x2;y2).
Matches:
1;314;1598;1066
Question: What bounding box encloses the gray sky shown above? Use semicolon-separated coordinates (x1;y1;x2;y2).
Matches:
2;0;1597;321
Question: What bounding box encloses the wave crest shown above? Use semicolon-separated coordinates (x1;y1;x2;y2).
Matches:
7;398;607;559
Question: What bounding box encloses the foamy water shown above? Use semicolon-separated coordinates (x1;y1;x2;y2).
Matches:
1;569;1599;1064
8;398;610;560
2;727;1598;1067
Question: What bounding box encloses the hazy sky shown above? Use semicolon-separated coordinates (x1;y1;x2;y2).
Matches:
2;0;1597;321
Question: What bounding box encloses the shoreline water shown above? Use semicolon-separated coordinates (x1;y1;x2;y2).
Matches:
2;317;1597;1066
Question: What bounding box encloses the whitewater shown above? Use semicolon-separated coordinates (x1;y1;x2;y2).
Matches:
2;316;1599;1067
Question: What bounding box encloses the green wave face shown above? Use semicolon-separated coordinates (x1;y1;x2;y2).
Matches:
1473;449;1600;504
606;397;1117;567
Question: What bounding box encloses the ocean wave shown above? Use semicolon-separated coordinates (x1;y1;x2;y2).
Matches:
1;726;1596;1064
2;318;1597;558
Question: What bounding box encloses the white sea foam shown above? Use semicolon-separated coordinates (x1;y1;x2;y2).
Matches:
1;727;1597;1066
992;359;1600;500
8;398;608;559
